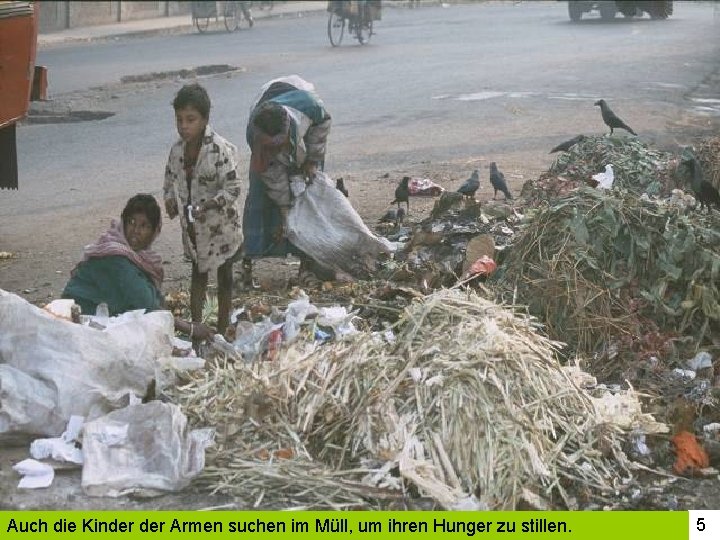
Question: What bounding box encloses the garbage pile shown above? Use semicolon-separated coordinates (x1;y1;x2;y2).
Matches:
522;136;677;203
696;135;720;191
0;290;214;496
378;193;519;290
495;187;720;375
5;134;718;509
170;288;665;510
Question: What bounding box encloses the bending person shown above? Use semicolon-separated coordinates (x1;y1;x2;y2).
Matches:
62;194;215;342
242;75;332;286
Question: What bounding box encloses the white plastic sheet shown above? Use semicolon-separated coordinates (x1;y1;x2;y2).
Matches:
0;290;174;436
81;402;214;497
13;459;54;489
287;172;394;277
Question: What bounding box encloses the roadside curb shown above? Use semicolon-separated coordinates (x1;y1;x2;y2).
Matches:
38;7;329;48
37;1;467;48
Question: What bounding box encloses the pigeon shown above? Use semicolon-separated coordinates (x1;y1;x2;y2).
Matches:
489;162;512;200
457;170;480;199
550;134;586;154
592;164;614;190
594;99;637;136
335;177;349;197
682;155;720;211
379;208;398;224
391;176;410;211
378;207;405;227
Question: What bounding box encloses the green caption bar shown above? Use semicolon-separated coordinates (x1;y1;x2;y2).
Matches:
0;511;688;540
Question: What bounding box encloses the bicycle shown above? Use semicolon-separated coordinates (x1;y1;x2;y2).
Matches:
327;1;375;47
191;1;250;33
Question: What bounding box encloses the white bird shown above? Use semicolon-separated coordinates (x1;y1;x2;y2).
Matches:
592;164;614;190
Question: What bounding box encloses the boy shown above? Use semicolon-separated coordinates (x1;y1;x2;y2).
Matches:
163;83;241;341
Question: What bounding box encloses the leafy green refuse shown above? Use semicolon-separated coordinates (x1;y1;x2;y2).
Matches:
522;136;678;204
494;186;720;368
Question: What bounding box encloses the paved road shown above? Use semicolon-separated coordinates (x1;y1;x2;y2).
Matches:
1;0;719;299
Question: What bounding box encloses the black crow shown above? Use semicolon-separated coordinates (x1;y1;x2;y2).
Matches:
685;156;720;211
489;162;512;200
335;177;349;197
594;99;637;136
457;170;480;199
391;176;410;211
550;134;587;154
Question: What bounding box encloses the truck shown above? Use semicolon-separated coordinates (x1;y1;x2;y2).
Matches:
0;1;38;190
565;1;674;21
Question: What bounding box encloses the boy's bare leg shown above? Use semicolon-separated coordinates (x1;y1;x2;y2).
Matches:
190;263;209;351
217;259;233;336
241;256;253;288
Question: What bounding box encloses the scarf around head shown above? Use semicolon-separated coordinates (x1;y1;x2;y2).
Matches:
76;218;164;289
249;107;290;174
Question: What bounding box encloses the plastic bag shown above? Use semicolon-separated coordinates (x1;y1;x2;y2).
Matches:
0;364;61;435
287;172;394;277
232;318;279;362
82;402;214;497
283;293;318;342
0;290;173;436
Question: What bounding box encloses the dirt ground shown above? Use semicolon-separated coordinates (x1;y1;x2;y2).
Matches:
2;62;720;511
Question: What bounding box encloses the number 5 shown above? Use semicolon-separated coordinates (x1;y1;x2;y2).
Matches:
697;518;705;532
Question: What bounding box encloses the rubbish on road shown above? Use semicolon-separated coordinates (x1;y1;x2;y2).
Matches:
592;164;614;190
232;318;279;362
687;351;713;371
672;368;697;380
30;415;84;465
316;305;358;339
672;431;709;476
283;292;319;342
524;136;675;202
387;195;516;290
463;255;497;279
81;402;214;497
208;334;242;362
0;364;61;435
171;289;661;510
408;176;444;197
630;433;651;456
13;459;54;489
43;299;76;319
155;356;206;392
461;234;495;275
696;136;720;192
495;187;720;369
0;289;173;436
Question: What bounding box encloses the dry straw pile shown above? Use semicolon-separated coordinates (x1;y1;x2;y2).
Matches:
171;289;655;510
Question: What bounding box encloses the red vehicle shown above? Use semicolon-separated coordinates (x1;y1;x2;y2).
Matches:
0;1;38;190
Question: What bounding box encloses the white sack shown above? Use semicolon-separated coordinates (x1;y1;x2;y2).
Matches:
287;172;394;277
0;364;61;435
0;290;173;436
82;402;214;497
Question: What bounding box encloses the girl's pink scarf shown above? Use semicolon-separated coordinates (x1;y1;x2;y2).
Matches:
78;219;164;289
